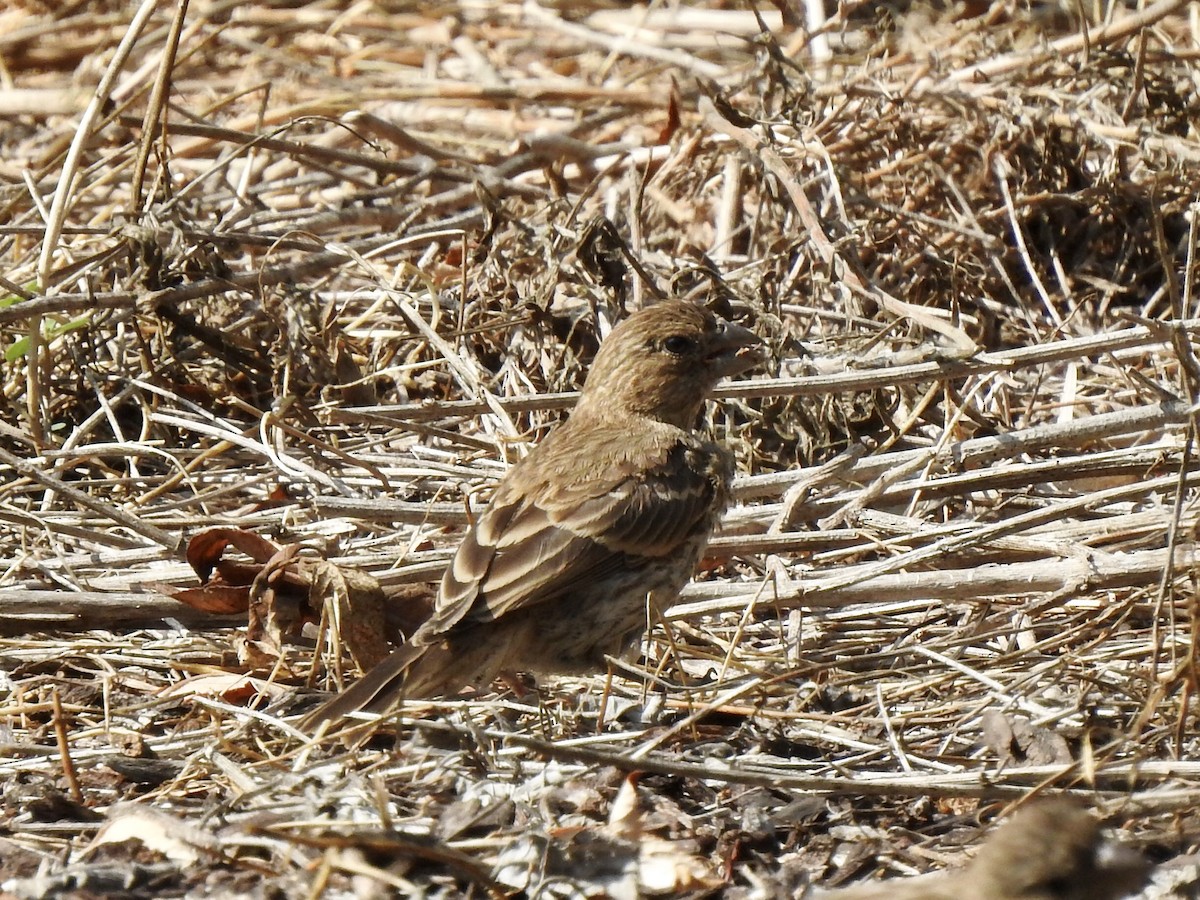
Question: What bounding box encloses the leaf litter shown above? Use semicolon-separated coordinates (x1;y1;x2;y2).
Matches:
2;1;1200;897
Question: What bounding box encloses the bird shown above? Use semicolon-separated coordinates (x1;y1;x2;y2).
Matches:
302;300;763;729
814;798;1149;900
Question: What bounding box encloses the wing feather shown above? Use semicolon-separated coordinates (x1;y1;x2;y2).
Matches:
423;436;725;637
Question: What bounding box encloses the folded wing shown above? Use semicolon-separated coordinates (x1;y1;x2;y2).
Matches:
420;439;721;639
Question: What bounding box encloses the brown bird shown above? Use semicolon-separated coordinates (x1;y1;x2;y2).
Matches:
816;799;1149;900
303;300;762;728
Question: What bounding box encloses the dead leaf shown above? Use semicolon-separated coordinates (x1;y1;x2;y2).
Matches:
638;836;724;893
163;527;288;615
89;804;221;866
245;543;308;662
656;76;681;144
381;583;436;643
158;673;287;703
161;525;431;678
981;711;1072;767
185;527;281;582
310;560;390;671
607;772;644;840
604;773;722;894
160;584;252;615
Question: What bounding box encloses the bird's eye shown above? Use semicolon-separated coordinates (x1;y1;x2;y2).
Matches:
662;335;694;354
1041;876;1072;897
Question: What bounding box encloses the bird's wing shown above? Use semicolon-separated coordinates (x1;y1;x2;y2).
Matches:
421;439;723;637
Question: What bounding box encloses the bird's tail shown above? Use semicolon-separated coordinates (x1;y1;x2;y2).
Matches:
300;641;430;732
299;635;496;732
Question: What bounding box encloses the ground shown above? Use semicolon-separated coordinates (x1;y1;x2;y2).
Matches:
2;1;1200;897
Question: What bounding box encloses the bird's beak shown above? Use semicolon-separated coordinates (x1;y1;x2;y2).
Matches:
1094;840;1151;896
707;319;764;378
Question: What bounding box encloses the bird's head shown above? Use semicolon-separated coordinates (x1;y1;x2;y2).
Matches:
576;301;762;429
969;800;1149;900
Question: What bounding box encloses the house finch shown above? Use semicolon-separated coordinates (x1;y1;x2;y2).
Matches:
303;300;762;728
817;799;1149;900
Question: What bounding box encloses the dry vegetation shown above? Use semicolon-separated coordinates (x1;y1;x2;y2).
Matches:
3;0;1200;897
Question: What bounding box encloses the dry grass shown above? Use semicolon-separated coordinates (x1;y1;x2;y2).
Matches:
2;1;1200;897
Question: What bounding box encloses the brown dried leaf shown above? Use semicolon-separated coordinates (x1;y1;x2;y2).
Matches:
981;711;1072;767
310;559;390;672
604;773;722;893
656;76;681;144
160;584;250;615
245;544;308;661
382;583;436;644
185;527;281;582
159;673;286;703
90;804;221;867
